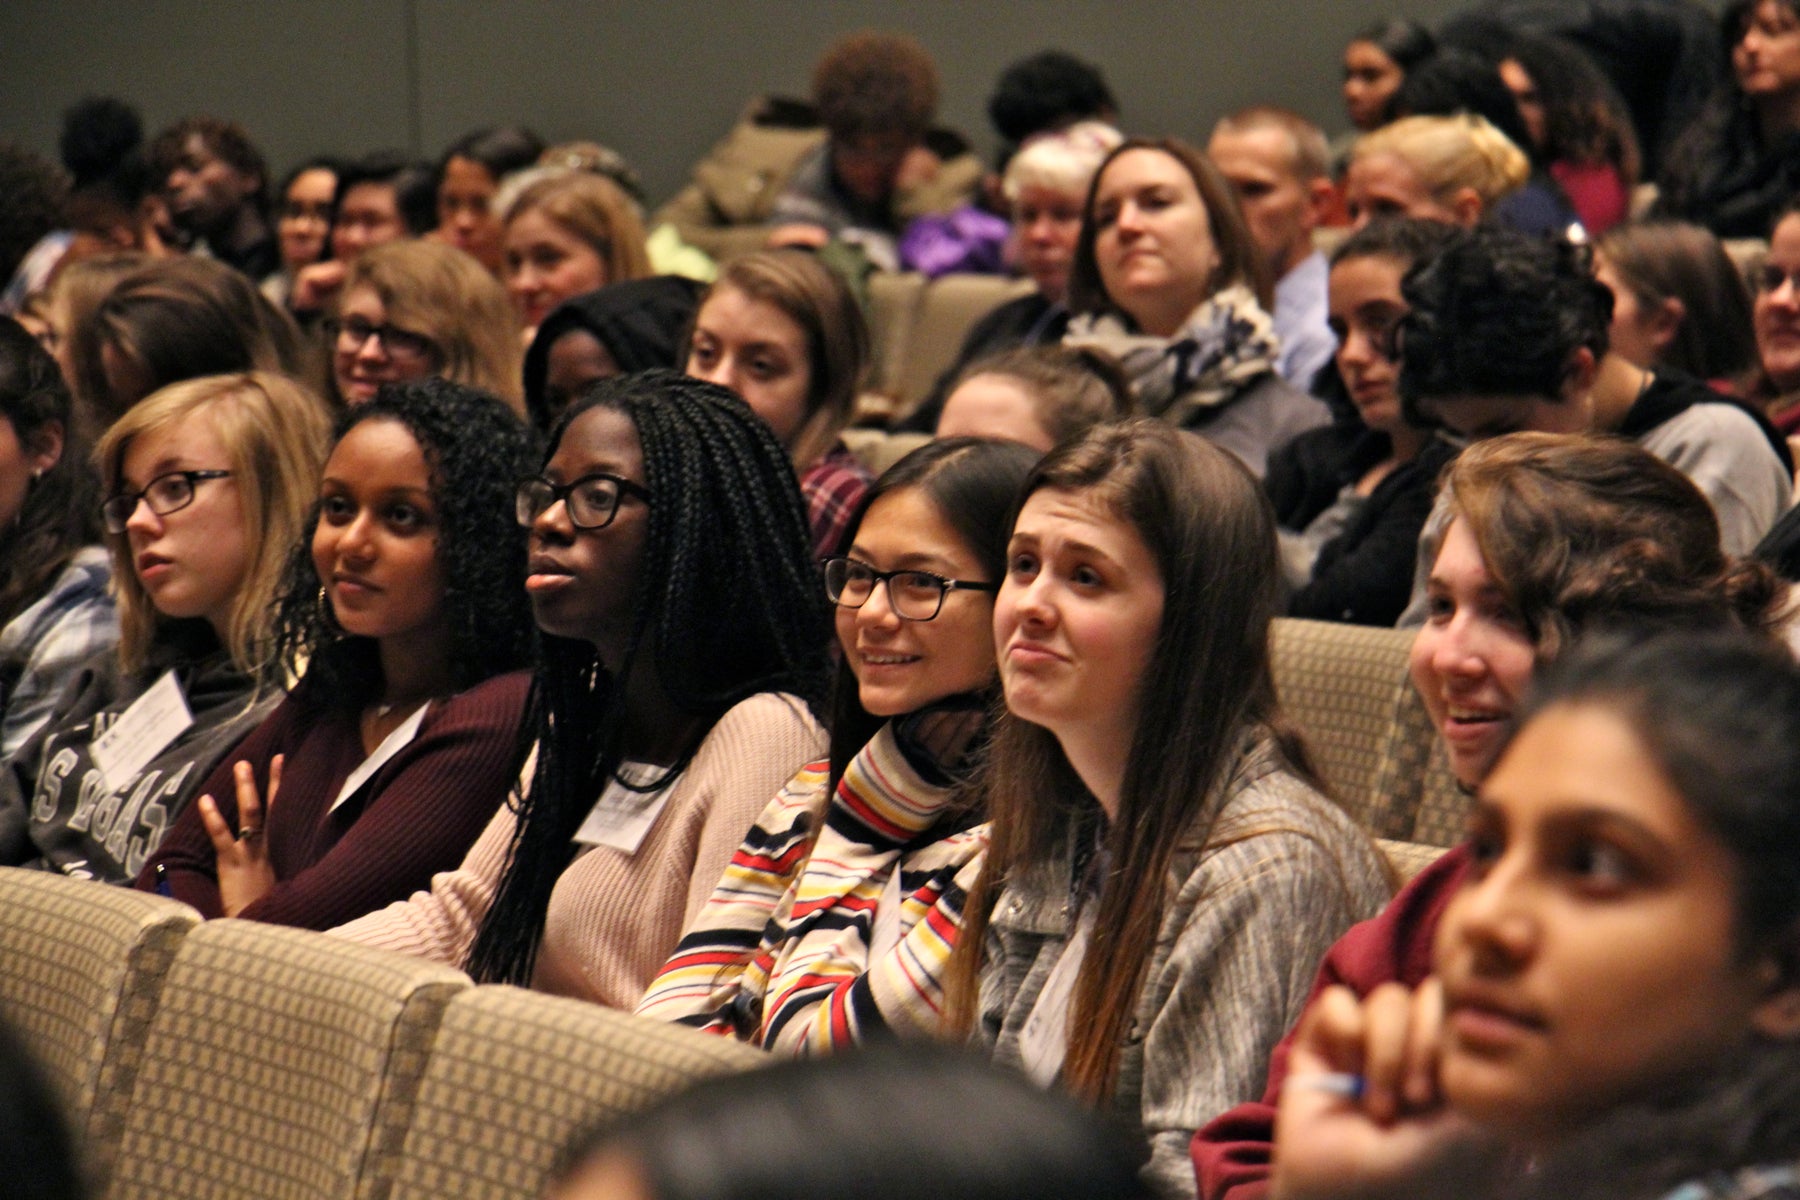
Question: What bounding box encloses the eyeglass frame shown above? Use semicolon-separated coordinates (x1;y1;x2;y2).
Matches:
323;314;439;362
100;469;233;534
514;472;652;530
820;555;999;622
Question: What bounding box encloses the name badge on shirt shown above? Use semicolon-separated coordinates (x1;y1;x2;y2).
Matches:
1019;906;1095;1087
91;670;193;794
330;702;429;813
573;762;674;855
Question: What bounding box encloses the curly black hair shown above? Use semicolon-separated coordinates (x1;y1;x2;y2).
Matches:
272;377;539;711
0;143;67;289
987;50;1117;148
1398;226;1611;413
466;369;832;986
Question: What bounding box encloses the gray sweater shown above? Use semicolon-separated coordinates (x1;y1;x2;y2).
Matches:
977;734;1390;1200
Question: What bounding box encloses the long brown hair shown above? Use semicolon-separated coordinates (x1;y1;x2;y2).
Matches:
943;419;1319;1102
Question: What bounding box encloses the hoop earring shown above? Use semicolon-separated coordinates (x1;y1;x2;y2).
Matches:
317;585;339;633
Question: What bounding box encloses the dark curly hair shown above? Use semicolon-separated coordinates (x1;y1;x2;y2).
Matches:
987;50;1117;148
0;318;98;630
1398;225;1610;416
272;377;538;711
812;31;939;141
0;143;67;289
148;115;268;211
466;369;832;986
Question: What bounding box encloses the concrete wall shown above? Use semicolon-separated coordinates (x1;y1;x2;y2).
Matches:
0;0;1501;206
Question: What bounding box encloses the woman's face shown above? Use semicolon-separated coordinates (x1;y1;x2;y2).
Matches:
1408;516;1537;789
523;405;649;666
1498;59;1548;150
1091;148;1220;337
277;167;336;275
0;415;59;531
1434;701;1773;1141
332;285;440;406
1592;250;1669;372
1754;213;1800;391
332;182;407;262
995;486;1165;770
686;285;814;449
312;418;448;651
117;408;249;635
1344;153;1462;230
1734;0;1800;98
1344;40;1405;131
504;208;608;331
836;486;1001;718
541;329;621;424
1328;253;1409;436
935;373;1056;451
436;155;504;273
1013;182;1087;302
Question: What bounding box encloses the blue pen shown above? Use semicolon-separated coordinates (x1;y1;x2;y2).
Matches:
1283;1072;1366;1101
153;863;172;898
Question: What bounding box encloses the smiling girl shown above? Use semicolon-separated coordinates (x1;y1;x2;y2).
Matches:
136;379;535;928
501;172;651;343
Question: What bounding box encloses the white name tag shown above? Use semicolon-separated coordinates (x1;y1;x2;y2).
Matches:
92;670;193;794
1019;906;1095;1087
331;703;429;813
573;762;674;855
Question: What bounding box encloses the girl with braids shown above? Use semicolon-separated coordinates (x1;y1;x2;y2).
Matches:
137;379;535;929
1269;632;1800;1200
942;419;1390;1200
334;370;831;1008
637;437;1038;1048
0;317;116;759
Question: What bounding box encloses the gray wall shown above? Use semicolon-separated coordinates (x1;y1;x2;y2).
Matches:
0;1;1497;207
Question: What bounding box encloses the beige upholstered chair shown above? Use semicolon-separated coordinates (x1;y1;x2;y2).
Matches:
387;986;766;1200
0;868;198;1193
1375;838;1447;885
107;920;469;1200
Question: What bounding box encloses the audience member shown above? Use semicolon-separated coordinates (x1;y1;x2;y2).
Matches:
1342;19;1438;133
260;156;338;308
548;1043;1154;1200
502;171;651;341
683;249;873;556
1594;219;1760;388
328;239;522;413
1064;138;1330;476
148;115;275;279
1344;114;1531;230
0;372;330;882
521;275;704;432
1267;218;1461;627
1658;0;1800;238
935;344;1130;451
1208;108;1339;387
943;420;1389;1199
137;380;536;927
0;142;70;316
638;438;1037;1046
1191;432;1792;1200
40;252;144;434
286;150;434;319
1267;631;1800;1200
55;97;166;265
986;49;1118;161
0;319;114;760
333;372;832;1007
1751;202;1800;443
432;125;544;274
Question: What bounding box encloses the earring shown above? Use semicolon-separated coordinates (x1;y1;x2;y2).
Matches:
317;585;339;633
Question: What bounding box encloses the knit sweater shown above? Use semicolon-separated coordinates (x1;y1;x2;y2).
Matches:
136;670;531;929
976;734;1391;1200
332;691;826;1009
637;721;987;1050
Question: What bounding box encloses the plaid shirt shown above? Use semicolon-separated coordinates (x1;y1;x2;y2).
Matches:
801;441;872;560
1663;1166;1800;1200
0;546;118;759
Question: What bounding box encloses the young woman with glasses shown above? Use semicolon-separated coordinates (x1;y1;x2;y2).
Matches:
0;372;329;883
329;239;523;415
638;437;1039;1048
333;371;832;1010
137;378;537;929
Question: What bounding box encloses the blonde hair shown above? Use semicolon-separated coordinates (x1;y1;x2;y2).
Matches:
95;372;332;678
340;240;524;414
502;171;652;288
1353;113;1530;210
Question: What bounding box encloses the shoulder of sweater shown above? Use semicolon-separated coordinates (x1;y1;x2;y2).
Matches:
693;691;828;762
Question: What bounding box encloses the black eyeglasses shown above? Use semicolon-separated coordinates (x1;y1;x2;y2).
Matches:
821;556;998;622
515;472;651;530
324;315;438;362
101;470;233;534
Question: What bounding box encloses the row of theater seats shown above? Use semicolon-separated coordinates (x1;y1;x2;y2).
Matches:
2;618;1454;1200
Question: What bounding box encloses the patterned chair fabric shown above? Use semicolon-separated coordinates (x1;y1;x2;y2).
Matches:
107;920;468;1200
388;986;767;1200
1375;837;1447;885
0;868;198;1194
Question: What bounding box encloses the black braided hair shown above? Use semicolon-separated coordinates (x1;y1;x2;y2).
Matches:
271;377;539;711
466;369;832;986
